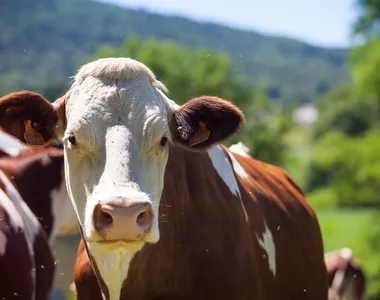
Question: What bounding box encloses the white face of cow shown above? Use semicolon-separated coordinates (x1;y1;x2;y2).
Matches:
0;57;245;299
64;66;171;247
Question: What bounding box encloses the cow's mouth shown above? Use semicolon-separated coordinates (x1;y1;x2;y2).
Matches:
97;239;143;245
87;239;145;250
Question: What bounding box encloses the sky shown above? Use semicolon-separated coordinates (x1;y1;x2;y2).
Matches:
103;0;358;48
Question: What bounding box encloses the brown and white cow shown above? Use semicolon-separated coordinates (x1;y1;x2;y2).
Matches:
0;57;328;300
0;132;78;241
0;164;54;299
0;131;78;299
325;247;366;300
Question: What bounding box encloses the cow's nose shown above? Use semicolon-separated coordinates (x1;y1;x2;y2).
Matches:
93;199;153;242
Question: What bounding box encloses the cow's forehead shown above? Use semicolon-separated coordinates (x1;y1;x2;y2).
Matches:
69;57;168;104
65;83;170;146
65;58;170;128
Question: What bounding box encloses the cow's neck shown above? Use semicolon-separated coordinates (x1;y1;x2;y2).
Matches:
118;143;251;298
91;143;241;299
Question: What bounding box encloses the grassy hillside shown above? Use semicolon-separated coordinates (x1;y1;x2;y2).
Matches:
0;0;348;101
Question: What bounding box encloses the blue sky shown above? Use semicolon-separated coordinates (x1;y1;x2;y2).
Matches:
103;0;358;48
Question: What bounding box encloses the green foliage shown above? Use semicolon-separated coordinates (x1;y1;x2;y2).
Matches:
311;84;379;139
351;40;380;104
90;38;251;106
302;2;380;296
305;130;380;208
90;38;292;166
0;0;348;102
354;0;380;37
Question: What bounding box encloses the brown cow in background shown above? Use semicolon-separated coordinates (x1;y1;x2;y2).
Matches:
325;247;366;300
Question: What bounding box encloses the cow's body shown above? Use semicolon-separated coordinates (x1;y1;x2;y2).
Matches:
72;143;327;300
0;132;77;299
0;132;78;240
325;248;366;300
0;162;54;300
0;57;328;300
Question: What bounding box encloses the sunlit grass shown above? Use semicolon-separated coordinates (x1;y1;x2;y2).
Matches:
317;208;380;299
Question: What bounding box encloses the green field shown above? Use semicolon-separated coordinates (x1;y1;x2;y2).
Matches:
316;208;380;299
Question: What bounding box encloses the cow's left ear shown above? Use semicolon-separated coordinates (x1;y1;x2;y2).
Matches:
0;90;66;146
169;96;245;149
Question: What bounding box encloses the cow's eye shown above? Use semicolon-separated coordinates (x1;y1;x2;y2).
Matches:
68;135;77;145
160;136;168;147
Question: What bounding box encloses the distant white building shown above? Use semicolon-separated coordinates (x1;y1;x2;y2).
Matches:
292;104;319;125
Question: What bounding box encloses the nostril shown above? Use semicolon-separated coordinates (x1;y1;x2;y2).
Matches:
99;211;113;226
136;212;146;225
136;208;153;232
93;204;113;232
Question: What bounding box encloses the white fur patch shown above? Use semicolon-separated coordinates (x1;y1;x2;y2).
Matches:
340;247;353;260
0;132;26;156
88;241;143;300
50;171;78;241
331;269;345;291
207;146;241;196
227;150;249;179
0;189;24;231
207;145;248;222
256;221;276;277
73;57;168;94
0;231;7;255
229;142;251;158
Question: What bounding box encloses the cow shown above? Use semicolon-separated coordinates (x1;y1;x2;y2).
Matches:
0;57;328;300
0;132;78;240
0;131;78;299
325;247;366;300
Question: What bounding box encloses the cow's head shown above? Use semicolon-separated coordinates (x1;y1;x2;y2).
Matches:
0;57;244;297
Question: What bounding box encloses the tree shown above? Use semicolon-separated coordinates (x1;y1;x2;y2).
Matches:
311;84;379;139
354;0;380;37
305;129;380;208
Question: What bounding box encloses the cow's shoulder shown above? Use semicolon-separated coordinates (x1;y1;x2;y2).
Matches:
222;145;303;198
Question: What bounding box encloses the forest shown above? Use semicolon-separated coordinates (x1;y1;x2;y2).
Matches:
1;0;348;102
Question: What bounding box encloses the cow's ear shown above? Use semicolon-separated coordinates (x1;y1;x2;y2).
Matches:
0;91;66;146
169;96;244;149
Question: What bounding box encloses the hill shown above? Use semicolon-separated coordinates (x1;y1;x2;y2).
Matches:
0;0;349;101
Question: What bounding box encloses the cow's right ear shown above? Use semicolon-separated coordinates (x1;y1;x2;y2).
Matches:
0;90;66;146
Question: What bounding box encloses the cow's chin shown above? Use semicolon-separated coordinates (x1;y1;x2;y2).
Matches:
87;240;145;300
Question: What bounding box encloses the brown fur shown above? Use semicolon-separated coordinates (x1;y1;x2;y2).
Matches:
0;171;54;300
0;133;72;299
0;91;60;144
170;96;244;149
0;146;66;237
72;145;328;300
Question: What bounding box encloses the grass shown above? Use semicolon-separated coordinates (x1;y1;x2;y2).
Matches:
316;208;380;299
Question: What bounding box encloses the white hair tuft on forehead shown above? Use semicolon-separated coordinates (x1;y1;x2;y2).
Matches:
72;57;168;94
